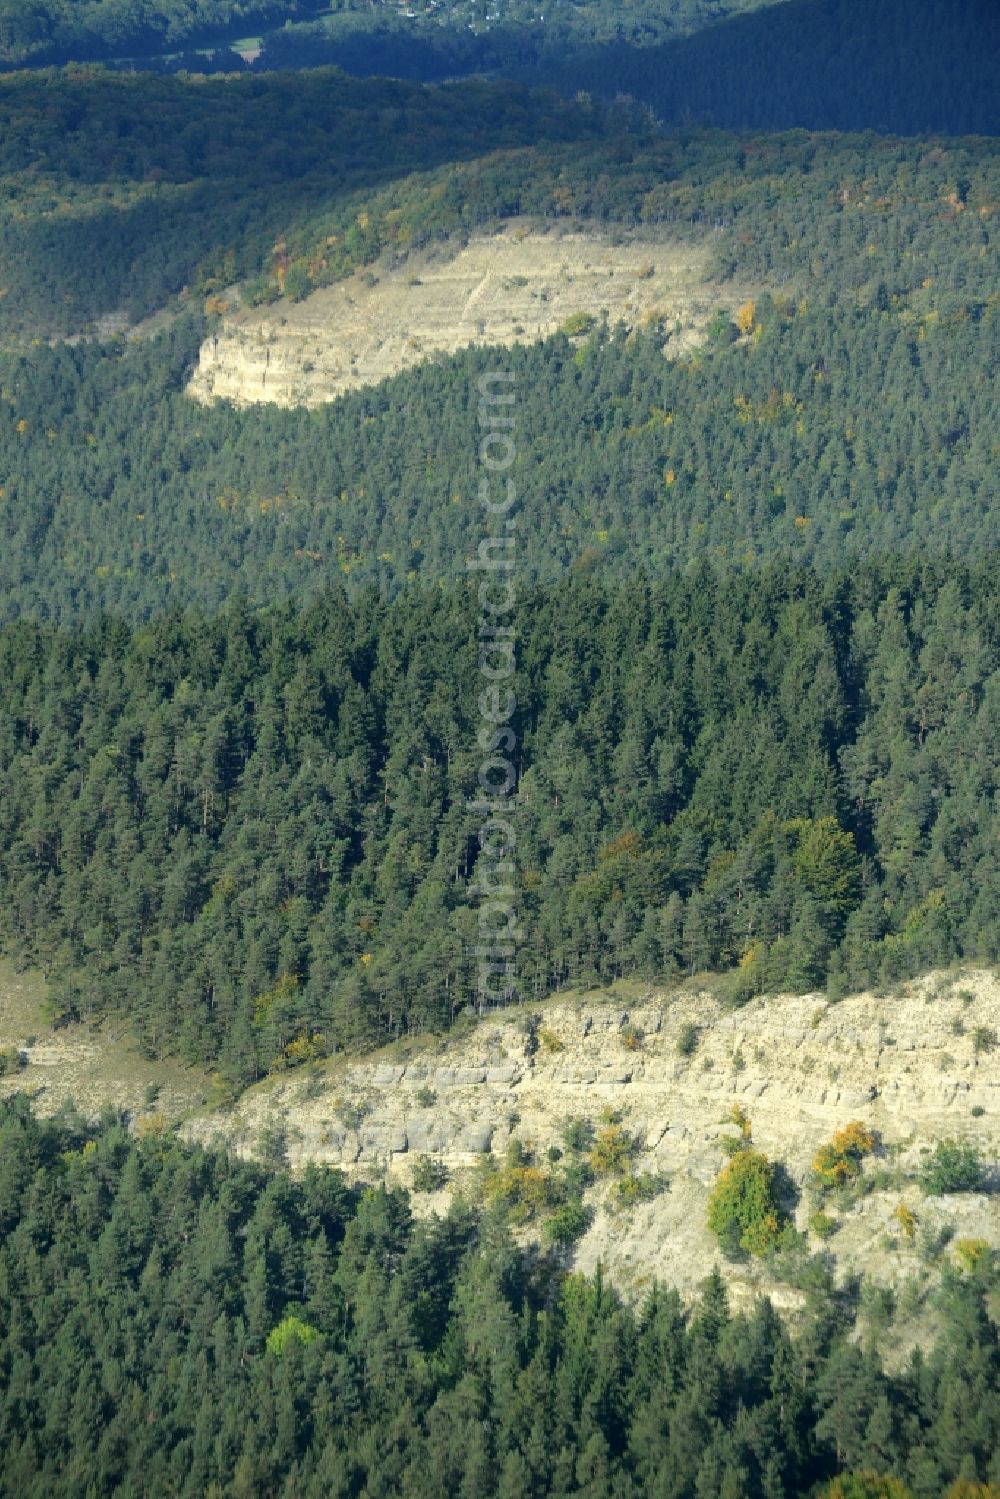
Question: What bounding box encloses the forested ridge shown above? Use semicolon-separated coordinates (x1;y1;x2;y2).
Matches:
23;0;998;150
128;0;1000;144
1;1098;999;1498
0;69;614;339
1;63;998;341
0;6;998;1495
0;119;997;619
0;0;328;67
0;564;995;1080
527;0;1000;139
250;0;792;81
2;286;997;620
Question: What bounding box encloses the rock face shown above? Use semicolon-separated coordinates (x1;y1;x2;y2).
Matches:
4;954;998;1308
190;970;1000;1304
187;226;719;409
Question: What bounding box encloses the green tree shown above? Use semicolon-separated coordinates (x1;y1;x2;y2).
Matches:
707;1149;786;1258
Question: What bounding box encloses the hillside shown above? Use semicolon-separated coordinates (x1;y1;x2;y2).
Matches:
4;1086;998;1498
249;0;1000;141
4;959;998;1315
250;0;792;79
189;225;718;407
191;970;1000;1308
1;567;996;1086
0;70;610;340
1;6;999;1495
534;0;1000;137
1;117;997;619
0;0;787;69
0;0;325;66
0;960;216;1119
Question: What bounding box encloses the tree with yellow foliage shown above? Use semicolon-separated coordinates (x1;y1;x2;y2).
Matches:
812;1120;877;1193
817;1476;914;1499
891;1202;917;1242
735;299;757;336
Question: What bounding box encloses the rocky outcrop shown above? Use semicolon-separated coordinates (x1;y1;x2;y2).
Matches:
187;226;720;408
189;970;1000;1306
6;954;996;1309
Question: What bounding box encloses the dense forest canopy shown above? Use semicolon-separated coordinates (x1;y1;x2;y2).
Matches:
239;0;1000;143
523;0;1000;139
1;279;997;619
0;80;995;1085
251;0;797;80
19;0;997;150
0;563;995;1080
0;70;621;338
0;5;998;1495
1;1098;999;1498
0;120;996;617
0;63;996;341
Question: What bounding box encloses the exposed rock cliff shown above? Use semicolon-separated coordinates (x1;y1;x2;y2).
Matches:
5;959;996;1313
190;970;1000;1310
187;226;719;408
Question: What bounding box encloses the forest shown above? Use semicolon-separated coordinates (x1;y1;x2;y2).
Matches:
1;0;999;340
0;9;998;1494
0;562;995;1080
0;0;793;69
1;1098;999;1497
251;0;793;81
0;116;996;616
251;0;1000;143
21;0;998;150
0;68;614;339
0;67;996;1084
1;271;997;619
526;0;1000;139
0;0;329;67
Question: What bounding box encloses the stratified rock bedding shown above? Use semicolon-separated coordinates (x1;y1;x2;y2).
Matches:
191;971;1000;1305
188;225;718;407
